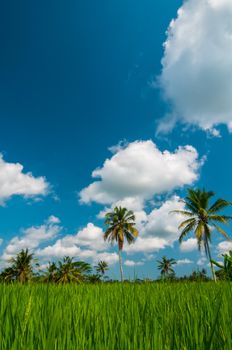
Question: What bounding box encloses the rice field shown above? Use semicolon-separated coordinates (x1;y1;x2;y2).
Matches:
0;282;231;349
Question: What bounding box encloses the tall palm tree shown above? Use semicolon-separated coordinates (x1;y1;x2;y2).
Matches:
56;256;92;284
9;249;35;283
104;207;138;282
95;260;109;276
157;256;176;279
171;189;232;281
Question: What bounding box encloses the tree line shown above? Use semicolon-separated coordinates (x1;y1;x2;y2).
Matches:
0;188;232;283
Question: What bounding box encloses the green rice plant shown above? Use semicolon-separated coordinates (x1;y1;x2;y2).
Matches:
0;282;231;349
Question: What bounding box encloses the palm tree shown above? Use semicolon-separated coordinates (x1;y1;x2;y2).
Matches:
157;256;176;279
171;189;232;281
104;207;138;282
211;251;232;280
56;256;92;284
0;267;16;283
95;260;109;277
8;249;35;283
44;262;58;283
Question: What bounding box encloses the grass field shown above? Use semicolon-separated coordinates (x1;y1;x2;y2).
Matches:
0;282;231;349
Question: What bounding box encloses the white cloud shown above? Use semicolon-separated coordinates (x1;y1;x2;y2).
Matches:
124;237;167;254
36;223;118;265
176;258;193;265
197;257;208;266
125;196;185;254
217;240;232;254
158;0;232;134
74;223;107;251
124;260;144;267
2;217;61;260
80;141;202;205
97;197;144;219
0;154;49;204
144;195;185;242
93;252;118;265
47;215;60;224
180;238;198;252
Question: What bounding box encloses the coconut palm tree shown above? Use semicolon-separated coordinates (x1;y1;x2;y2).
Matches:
56;256;92;284
0;266;16;283
104;207;138;282
8;249;35;283
43;262;58;283
95;260;109;276
211;251;232;280
171;189;232;281
157;256;176;279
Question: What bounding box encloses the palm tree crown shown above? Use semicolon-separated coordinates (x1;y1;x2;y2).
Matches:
9;248;35;283
157;256;176;278
95;261;108;276
171;188;232;281
56;256;92;284
104;206;138;281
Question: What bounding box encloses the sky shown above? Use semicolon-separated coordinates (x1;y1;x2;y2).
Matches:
1;0;232;279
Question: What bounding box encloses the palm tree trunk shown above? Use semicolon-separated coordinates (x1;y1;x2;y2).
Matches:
118;246;124;282
206;240;217;282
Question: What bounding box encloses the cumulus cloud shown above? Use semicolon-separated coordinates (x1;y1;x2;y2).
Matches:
47;215;61;224
217;240;232;254
36;223;119;265
158;0;232;134
124;260;144;267
176;258;193;266
80;141;202;205
144;196;185;242
180;238;198;252
197;257;208;266
0;154;49;204
2;216;61;260
124;196;185;254
124;237;167;254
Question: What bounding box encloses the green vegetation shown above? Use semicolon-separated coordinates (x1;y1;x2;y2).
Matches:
104;206;138;282
0;189;232;348
171;188;232;281
157;256;176;279
211;251;232;281
0;282;231;349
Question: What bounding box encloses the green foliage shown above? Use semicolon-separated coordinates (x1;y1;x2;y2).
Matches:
104;206;138;281
211;251;232;280
0;249;35;283
54;257;92;284
0;283;231;349
157;256;176;278
104;206;138;249
95;260;109;276
171;188;232;280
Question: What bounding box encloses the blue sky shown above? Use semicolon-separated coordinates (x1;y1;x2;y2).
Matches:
1;0;232;279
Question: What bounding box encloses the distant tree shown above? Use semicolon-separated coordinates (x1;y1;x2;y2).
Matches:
211;251;232;280
95;261;109;277
104;207;138;282
44;262;58;283
189;268;209;282
56;256;92;284
87;274;102;283
171;189;232;281
157;256;176;279
0;249;35;283
0;267;16;283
